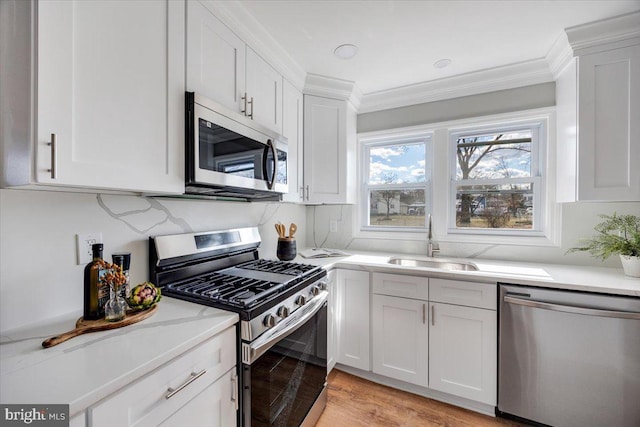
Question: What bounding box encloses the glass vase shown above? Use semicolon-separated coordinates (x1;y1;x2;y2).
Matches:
105;279;127;322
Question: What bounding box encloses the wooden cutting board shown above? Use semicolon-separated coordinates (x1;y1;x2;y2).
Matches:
42;305;158;348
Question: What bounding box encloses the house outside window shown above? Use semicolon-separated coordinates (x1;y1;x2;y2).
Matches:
360;133;433;231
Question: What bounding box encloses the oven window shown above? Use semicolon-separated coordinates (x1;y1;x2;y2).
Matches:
246;304;327;427
198;118;266;179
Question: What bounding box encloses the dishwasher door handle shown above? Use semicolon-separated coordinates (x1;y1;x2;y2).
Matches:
504;295;640;320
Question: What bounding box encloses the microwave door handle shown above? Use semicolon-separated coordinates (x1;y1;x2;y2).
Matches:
263;140;277;190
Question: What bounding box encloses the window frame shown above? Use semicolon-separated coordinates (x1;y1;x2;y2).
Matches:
355;108;559;246
447;119;547;237
360;132;433;233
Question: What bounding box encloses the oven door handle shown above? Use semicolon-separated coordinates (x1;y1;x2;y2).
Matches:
243;291;328;365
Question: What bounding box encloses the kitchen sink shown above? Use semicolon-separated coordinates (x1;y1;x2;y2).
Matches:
388;257;479;271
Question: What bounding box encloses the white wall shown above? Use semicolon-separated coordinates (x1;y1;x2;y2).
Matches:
306;201;640;267
0;188;306;332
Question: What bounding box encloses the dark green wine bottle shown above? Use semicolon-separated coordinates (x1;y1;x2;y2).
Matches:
83;243;107;320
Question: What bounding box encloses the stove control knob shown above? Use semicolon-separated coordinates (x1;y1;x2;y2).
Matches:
295;295;307;306
277;306;290;318
311;286;321;296
263;314;277;328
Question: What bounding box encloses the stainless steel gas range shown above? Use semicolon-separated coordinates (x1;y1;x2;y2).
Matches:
149;227;328;427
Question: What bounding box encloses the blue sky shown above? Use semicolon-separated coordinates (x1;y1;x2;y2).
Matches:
369;143;426;184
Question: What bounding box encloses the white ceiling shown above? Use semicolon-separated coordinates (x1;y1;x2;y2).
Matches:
238;0;640;95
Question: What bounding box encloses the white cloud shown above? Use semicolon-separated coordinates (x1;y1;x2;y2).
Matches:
371;147;403;159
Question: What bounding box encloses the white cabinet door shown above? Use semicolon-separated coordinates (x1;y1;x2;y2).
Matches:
246;48;283;134
336;269;370;370
303;95;357;204
36;0;184;193
372;294;428;387
577;44;640;201
159;369;238;427
429;302;497;405
282;80;303;202
186;0;246;114
327;269;338;373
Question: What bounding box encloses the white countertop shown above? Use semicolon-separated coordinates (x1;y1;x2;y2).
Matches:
0;298;238;416
295;250;640;297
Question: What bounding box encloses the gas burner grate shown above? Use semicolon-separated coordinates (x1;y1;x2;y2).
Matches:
238;259;320;276
166;272;285;308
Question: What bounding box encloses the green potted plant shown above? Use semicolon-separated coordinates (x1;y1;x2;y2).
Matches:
568;213;640;277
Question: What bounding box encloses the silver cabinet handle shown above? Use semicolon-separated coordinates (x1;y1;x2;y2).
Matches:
504;296;640;320
231;371;239;411
47;133;56;179
241;93;248;116
431;304;435;326
299;186;305;200
305;185;310;200
165;369;207;399
248;96;254;119
422;304;426;324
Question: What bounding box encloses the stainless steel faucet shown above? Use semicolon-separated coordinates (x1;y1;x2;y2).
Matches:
427;214;440;257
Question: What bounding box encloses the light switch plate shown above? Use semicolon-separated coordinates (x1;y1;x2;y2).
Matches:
76;232;103;265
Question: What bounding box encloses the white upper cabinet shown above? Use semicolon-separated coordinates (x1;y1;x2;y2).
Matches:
246;48;283;134
1;0;184;192
303;95;357;204
282;80;304;202
186;1;283;135
34;0;185;193
556;15;640;202
186;0;246;114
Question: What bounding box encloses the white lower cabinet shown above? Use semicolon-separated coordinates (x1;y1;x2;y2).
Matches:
369;272;497;407
327;269;338;373
158;369;237;427
89;327;237;427
335;269;370;371
429;302;497;405
372;294;428;387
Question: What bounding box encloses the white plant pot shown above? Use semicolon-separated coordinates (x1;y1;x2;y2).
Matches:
620;255;640;278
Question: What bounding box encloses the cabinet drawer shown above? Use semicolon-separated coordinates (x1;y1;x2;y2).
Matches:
429;278;496;310
372;272;429;301
90;326;236;427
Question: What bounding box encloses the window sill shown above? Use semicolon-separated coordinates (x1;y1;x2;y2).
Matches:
354;228;559;247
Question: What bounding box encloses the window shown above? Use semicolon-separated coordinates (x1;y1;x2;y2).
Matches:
449;120;545;235
361;133;432;230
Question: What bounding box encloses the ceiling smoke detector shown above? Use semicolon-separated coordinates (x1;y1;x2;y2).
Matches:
433;58;452;69
334;44;358;60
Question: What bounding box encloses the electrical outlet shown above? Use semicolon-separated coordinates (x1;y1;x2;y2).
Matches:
76;232;103;265
329;220;338;233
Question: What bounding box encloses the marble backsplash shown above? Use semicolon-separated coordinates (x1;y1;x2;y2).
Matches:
305;202;640;267
0;188;306;332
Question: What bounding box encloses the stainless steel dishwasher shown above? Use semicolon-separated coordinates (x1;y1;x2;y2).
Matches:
498;284;640;427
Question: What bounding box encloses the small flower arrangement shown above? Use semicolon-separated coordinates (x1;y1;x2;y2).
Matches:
98;260;127;291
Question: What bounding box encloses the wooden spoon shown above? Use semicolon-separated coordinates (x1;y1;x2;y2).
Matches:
289;223;297;238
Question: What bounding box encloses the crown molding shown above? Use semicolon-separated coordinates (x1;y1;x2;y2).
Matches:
201;0;307;91
358;59;553;113
545;32;574;79
565;11;640;56
303;73;363;109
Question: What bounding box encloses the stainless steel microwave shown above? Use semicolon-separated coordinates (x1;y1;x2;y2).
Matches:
185;92;288;200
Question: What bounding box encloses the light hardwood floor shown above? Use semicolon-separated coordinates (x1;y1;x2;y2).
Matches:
315;370;527;427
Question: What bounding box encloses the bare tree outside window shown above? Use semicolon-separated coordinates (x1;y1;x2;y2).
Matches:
454;130;534;229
